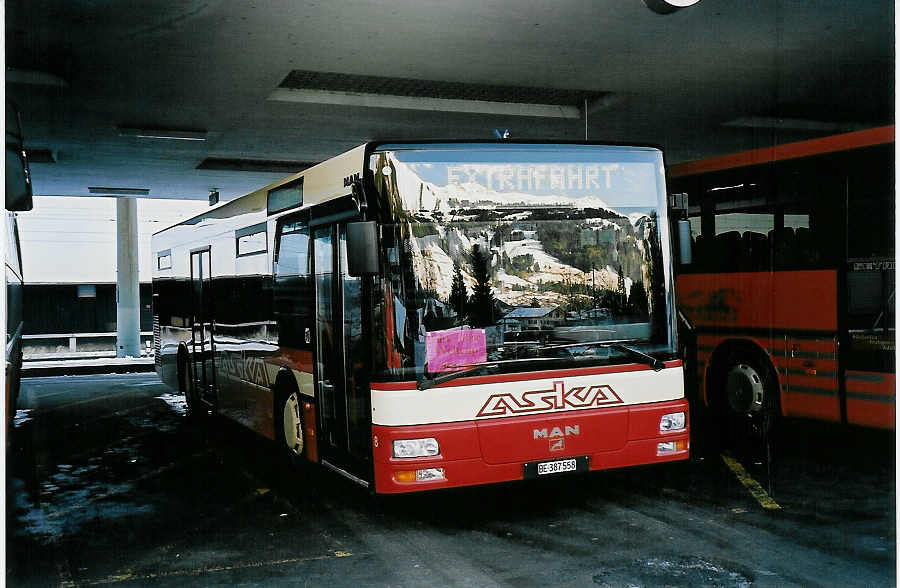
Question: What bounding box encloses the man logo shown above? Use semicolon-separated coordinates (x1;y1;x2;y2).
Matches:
533;425;580;439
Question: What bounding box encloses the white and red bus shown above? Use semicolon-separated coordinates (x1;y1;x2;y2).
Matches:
153;141;689;493
669;126;894;437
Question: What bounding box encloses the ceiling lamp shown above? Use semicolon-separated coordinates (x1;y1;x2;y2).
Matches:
643;0;701;14
270;70;613;120
118;127;207;141
88;187;150;196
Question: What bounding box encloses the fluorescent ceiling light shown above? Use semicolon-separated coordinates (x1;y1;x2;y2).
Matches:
88;187;150;195
723;116;868;133
268;87;582;119
118;127;207;141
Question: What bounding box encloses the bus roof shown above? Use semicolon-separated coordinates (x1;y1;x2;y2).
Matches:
155;140;668;236
153;144;368;236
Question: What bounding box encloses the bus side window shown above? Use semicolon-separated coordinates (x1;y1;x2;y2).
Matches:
275;219;310;276
274;216;312;349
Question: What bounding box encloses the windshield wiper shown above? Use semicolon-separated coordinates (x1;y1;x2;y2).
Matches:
417;354;572;390
540;340;665;372
418;363;500;390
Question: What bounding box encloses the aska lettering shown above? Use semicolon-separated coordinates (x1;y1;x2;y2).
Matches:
218;353;270;388
476;380;623;418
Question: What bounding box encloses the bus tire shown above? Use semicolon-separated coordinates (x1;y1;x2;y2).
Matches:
717;350;779;449
275;380;305;465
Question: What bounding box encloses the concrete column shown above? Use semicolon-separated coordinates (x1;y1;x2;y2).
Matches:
116;197;141;357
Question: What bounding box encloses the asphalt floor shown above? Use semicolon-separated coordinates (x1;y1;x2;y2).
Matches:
6;373;896;587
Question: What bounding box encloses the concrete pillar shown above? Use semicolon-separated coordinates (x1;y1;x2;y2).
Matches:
116;197;141;357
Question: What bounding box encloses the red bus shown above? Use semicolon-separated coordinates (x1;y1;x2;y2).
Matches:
153;141;689;493
669;126;894;437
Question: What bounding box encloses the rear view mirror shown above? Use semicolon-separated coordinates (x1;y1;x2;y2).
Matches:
6;102;33;211
677;220;692;265
346;221;379;276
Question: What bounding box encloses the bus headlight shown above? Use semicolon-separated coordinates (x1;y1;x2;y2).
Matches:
659;412;686;432
392;438;440;458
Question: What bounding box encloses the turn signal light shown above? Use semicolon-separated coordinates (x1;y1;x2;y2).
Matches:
394;470;417;483
392;468;446;484
657;440;688;455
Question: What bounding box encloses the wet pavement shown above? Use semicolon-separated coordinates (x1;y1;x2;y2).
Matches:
7;373;896;587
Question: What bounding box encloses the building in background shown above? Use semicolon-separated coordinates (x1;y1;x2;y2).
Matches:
17;196;208;354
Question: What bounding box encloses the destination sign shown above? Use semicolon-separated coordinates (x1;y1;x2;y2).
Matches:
447;164;626;193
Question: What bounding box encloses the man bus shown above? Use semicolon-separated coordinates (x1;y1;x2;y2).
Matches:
153;141;689;493
669;126;894;442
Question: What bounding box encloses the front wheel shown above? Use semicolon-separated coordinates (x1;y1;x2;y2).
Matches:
277;389;305;464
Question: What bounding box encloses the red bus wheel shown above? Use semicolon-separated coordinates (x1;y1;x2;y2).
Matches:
726;363;766;414
717;352;779;445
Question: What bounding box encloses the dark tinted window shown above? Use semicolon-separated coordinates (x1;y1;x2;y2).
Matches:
274;214;313;348
674;153;853;273
268;178;303;215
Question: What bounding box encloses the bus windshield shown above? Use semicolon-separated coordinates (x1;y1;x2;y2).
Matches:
371;144;677;380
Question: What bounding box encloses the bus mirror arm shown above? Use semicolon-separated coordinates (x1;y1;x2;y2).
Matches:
346;221;380;276
351;178;368;214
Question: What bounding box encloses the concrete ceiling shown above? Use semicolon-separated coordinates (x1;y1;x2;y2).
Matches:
7;1;894;202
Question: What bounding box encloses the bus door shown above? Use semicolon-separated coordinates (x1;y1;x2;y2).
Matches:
313;223;369;477
190;248;216;405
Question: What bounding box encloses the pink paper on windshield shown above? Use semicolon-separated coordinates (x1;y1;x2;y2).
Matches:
425;329;487;372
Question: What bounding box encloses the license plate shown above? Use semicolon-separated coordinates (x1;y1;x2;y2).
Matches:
523;456;590;479
537;458;577;475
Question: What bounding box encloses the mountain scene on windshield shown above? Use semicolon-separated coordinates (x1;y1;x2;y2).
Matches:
373;150;667;342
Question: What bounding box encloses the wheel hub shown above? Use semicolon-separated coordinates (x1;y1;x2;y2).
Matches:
726;363;765;414
282;392;304;456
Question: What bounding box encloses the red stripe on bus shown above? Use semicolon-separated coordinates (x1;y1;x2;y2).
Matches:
789;340;839;353
787;376;839;391
782;391;841;422
370;360;683;391
772;359;839;372
845;373;896;397
668;125;894;178
847;398;895;429
845;373;896;428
